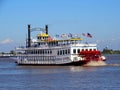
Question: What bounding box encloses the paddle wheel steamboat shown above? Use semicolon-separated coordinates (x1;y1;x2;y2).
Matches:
16;24;106;65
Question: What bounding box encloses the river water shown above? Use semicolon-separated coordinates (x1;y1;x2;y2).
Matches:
0;54;120;90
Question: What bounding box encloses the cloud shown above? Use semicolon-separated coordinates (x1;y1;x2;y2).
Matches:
0;38;13;44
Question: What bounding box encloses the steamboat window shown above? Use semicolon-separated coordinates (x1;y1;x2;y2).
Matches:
30;50;33;54
73;49;76;54
34;50;36;54
31;50;34;54
90;49;92;51
33;50;35;54
63;50;65;55
60;50;62;55
48;50;49;54
45;50;47;54
36;50;38;54
40;50;42;54
57;51;59;55
42;50;44;54
86;49;88;51
68;49;70;54
38;43;40;46
50;50;52;54
32;50;34;54
38;50;40;54
77;49;80;53
25;50;28;54
65;50;67;54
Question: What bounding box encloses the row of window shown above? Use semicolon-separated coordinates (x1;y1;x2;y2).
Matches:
25;48;97;55
25;48;71;55
20;56;56;61
37;36;48;40
57;49;70;55
25;50;52;54
38;42;58;46
33;41;80;47
73;48;97;54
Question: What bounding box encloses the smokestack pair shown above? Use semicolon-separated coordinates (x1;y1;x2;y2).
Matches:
27;25;48;47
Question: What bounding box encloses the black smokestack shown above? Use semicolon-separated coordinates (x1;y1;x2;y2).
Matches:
45;25;48;34
28;24;31;47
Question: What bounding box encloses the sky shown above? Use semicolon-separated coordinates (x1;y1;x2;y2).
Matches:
0;0;120;52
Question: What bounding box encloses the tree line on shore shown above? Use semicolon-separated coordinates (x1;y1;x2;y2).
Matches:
0;50;16;56
102;48;120;54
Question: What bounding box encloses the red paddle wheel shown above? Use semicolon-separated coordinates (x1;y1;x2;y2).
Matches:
79;50;105;62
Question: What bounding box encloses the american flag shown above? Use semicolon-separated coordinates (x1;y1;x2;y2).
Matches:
87;33;92;38
48;36;53;41
82;33;86;36
61;34;67;38
68;33;72;37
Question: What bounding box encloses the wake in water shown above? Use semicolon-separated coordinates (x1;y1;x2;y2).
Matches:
107;64;120;67
83;60;120;67
83;61;107;67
